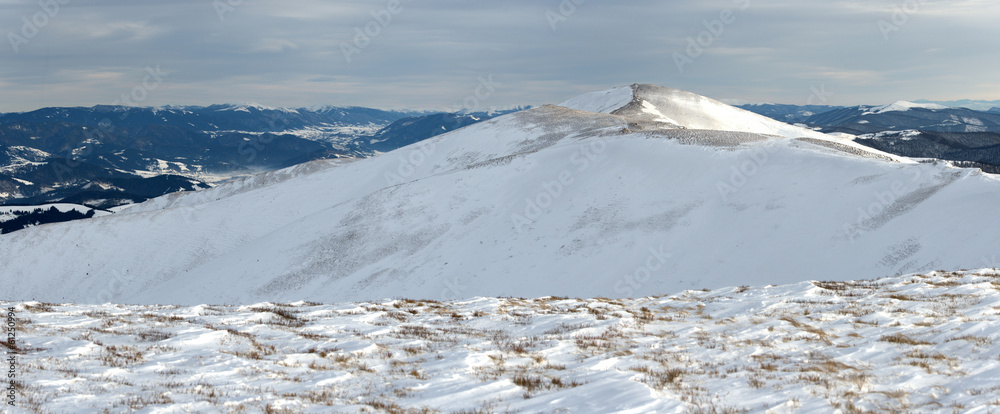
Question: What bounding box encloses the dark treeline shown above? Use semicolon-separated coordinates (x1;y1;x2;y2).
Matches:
0;206;95;234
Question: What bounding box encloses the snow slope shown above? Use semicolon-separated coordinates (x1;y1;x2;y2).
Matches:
564;84;831;138
557;85;635;114
2;86;1000;305
6;269;1000;413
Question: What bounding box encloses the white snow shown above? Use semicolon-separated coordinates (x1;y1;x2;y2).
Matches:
859;130;923;141
5;269;1000;413
862;101;949;115
558;85;634;113
1;95;999;305
562;85;894;162
639;99;680;124
215;102;299;114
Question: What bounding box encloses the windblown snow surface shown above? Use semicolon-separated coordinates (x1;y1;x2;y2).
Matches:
2;85;1000;305
562;84;846;143
5;270;1000;413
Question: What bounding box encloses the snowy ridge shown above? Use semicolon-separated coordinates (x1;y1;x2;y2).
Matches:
213;102;300;114
6;269;1000;412
3;93;1000;305
562;84;905;162
561;84;828;137
862;101;949;115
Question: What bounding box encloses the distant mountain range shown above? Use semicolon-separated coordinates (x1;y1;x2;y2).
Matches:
738;102;1000;174
0;104;523;232
733;103;843;124
739;101;1000;134
803;102;1000;135
5;84;999;305
911;99;1000;112
4;95;999;234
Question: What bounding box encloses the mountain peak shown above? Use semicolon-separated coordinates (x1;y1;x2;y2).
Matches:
211;102;300;114
560;84;833;140
862;101;948;115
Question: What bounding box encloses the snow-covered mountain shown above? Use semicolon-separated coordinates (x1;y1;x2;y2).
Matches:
805;102;1000;134
861;101;949;115
0;105;415;206
737;103;843;123
855;130;1000;174
2;84;999;305
562;84;835;139
912;98;1000;112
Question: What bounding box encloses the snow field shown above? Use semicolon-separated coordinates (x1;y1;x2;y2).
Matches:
6;269;1000;413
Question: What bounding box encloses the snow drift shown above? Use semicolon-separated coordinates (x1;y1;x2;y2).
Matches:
2;85;999;305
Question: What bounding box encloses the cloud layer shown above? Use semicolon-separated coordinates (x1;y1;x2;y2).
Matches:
1;0;998;112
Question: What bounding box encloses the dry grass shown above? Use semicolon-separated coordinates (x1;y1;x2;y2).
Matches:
879;333;933;346
9;269;1000;413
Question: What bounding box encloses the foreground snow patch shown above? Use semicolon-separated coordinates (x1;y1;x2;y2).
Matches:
5;269;1000;413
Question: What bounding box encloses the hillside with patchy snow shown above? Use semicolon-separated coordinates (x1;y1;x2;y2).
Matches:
6;269;1000;413
2;85;1000;305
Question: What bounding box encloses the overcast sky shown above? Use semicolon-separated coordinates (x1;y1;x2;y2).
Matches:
1;0;998;112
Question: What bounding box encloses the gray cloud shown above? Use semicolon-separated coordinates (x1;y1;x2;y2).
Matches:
1;0;997;112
